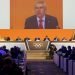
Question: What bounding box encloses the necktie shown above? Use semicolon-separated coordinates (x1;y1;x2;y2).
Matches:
39;18;43;29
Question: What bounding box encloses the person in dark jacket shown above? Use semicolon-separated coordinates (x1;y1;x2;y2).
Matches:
0;57;23;75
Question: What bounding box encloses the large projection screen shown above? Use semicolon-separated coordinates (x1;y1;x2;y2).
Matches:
0;0;75;29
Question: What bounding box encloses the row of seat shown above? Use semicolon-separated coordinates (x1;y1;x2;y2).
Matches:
2;36;75;41
53;46;75;75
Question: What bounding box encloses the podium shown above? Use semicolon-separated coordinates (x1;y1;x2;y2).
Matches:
26;41;50;60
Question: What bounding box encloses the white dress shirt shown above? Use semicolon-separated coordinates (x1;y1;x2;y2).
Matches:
37;16;45;29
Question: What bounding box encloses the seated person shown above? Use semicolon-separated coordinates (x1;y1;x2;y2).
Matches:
25;0;58;29
69;47;75;60
43;36;50;41
1;46;9;54
16;37;22;41
53;37;60;41
56;46;67;56
24;37;31;41
34;37;40;41
67;46;72;55
10;46;21;59
62;37;67;41
4;37;10;41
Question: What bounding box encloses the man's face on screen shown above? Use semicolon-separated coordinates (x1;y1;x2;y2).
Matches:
35;3;46;18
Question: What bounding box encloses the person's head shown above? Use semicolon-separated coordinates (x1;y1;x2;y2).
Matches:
34;0;46;18
2;45;6;49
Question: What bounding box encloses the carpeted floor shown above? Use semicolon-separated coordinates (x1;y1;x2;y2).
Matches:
26;60;67;75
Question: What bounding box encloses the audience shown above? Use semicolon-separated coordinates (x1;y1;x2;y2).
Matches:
56;46;67;56
0;36;75;75
56;45;75;60
10;46;24;59
0;57;23;75
0;45;25;75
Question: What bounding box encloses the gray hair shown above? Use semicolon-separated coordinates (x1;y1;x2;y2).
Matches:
35;0;46;8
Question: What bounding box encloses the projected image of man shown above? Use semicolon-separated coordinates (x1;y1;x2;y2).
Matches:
25;0;58;29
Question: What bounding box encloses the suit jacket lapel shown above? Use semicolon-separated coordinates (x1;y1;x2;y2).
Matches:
45;16;49;28
34;16;38;29
45;15;51;29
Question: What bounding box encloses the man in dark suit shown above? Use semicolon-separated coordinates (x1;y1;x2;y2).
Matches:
43;36;50;41
24;0;58;29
